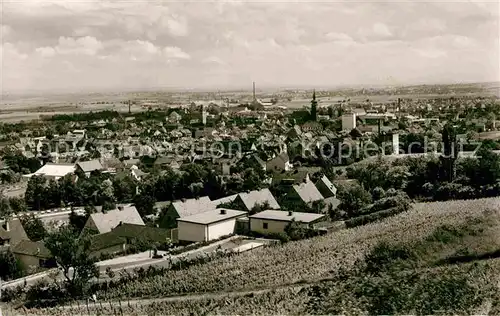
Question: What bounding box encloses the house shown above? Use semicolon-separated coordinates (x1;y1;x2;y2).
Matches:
239;153;266;172
160;196;215;229
88;232;126;258
23;163;76;181
212;194;239;207
233;188;281;211
111;223;175;244
249;210;326;235
11;240;56;271
76;159;103;177
177;208;247;242
82;205;145;235
278;181;324;208
0;219;29;247
266;152;292;172
315;175;337;198
168;111;182;124
272;170;310;186
130;165;148;180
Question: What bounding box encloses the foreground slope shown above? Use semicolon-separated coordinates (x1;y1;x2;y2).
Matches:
95;198;500;299
16;197;500;315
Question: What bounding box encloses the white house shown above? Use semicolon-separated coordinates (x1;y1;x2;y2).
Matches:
23;163;76;181
341;113;356;131
249;210;326;235
177;208;247;242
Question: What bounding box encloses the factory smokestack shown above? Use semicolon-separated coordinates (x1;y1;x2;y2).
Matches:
253;82;256;101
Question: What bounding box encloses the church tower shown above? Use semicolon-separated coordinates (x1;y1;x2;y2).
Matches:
311;89;317;121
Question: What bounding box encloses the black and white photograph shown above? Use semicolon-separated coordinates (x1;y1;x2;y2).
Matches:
0;0;499;314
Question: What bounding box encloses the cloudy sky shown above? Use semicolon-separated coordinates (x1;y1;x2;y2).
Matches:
1;0;499;93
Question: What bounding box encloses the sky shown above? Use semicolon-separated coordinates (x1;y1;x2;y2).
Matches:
0;0;499;93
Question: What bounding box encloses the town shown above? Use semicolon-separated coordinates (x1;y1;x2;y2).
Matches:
1;0;499;314
1;80;500;314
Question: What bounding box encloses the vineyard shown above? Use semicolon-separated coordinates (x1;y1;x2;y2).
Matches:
91;197;500;299
7;197;500;315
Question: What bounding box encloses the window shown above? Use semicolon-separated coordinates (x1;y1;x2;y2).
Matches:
263;222;268;229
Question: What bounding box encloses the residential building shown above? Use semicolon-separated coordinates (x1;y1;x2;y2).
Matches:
160;196;215;228
76;159;103;177
111;223;175;244
88;232;126;258
233;188;281;211
341;113;356;131
266;152;292;172
82;205;144;235
315;175;337;198
11;240;56;271
177;208;247;242
0;219;29;247
249;210;326;234
23;163;76;181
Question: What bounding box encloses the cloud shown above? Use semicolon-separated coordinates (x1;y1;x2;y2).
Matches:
35;36;104;56
35;46;56;57
163;46;190;60
202;56;225;65
415;48;447;59
1;1;498;92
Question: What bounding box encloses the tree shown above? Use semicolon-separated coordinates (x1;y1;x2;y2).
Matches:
44;225;99;295
0;250;23;280
337;184;372;218
69;209;88;234
25;175;47;210
20;214;47;241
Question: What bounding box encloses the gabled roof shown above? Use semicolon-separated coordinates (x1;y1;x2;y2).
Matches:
212;194;239;207
268;152;289;164
315;175;337;196
272;170;309;185
111;223;172;243
177;208;247;225
11;240;52;258
249;210;325;223
171;196;215;218
237;188;280;211
293;181;324;204
77;159;103;173
88;205;145;234
31;163;76;178
89;232;126;252
0;219;28;245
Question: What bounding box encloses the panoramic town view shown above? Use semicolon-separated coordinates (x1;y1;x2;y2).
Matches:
0;0;499;315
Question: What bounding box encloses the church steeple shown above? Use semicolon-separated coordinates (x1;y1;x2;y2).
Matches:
311;89;317;121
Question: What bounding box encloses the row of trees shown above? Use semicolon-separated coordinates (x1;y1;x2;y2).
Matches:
21;159;267;217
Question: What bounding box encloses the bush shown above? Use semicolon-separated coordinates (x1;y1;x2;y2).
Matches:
345;206;408;228
363;241;417;273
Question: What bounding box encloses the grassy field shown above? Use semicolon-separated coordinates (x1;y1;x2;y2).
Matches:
17;197;500;315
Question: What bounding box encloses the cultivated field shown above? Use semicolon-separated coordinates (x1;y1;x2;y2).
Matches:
15;197;500;315
87;198;500;299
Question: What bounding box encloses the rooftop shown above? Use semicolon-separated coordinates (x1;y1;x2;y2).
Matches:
30;163;76;178
89;205;144;234
249;210;325;223
177;208;247;225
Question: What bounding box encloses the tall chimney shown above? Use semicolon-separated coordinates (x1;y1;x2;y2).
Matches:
128;100;131;114
253;82;256;101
